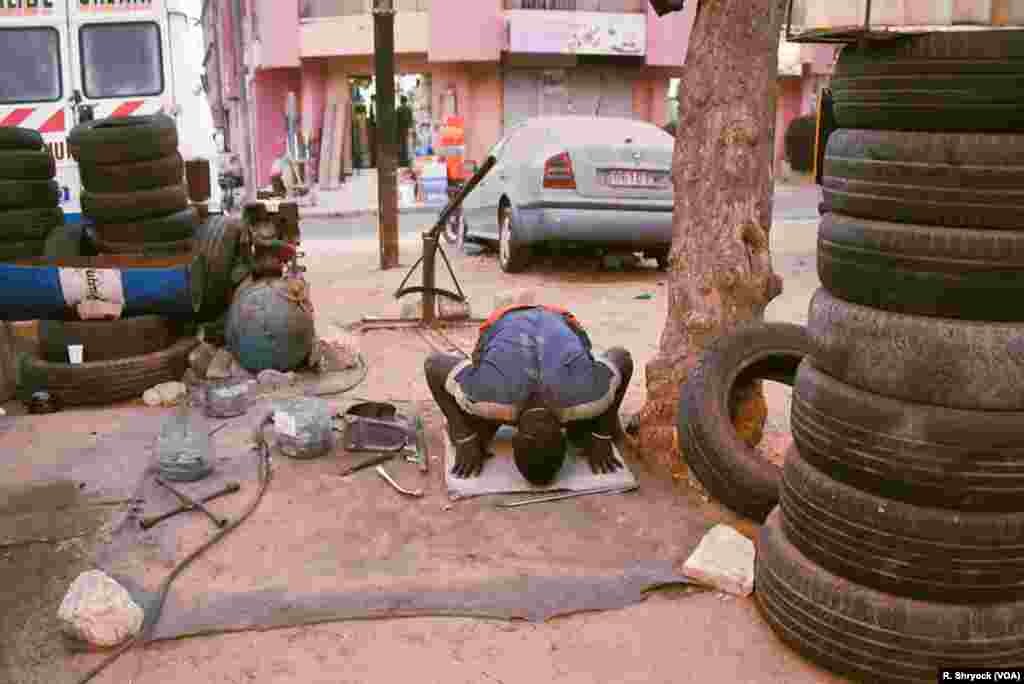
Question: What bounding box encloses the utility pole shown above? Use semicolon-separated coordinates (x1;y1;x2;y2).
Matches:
373;0;400;269
229;0;256;204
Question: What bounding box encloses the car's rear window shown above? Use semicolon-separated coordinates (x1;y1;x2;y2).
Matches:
0;27;62;104
545;118;673;145
80;22;163;99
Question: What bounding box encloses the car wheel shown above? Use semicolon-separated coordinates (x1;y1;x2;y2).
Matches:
649;249;670;270
756;509;1024;683
678;322;811;522
809;287;1024;411
498;206;530;273
780;446;1024;604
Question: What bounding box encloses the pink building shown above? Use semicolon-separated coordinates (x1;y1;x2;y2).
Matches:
200;0;831;188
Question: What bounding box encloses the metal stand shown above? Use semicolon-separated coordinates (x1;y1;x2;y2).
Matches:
389;155;497;327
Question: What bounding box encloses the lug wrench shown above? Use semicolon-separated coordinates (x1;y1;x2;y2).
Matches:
140;481;241;530
155;477;230;528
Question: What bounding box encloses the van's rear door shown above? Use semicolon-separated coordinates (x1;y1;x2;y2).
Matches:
69;0;171;125
0;1;76;217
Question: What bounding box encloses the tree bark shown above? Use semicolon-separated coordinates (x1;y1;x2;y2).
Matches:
633;0;786;480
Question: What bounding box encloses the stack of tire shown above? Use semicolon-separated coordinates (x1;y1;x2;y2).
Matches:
70;113;196;258
757;31;1024;680
19;114;205;407
0;127;63;262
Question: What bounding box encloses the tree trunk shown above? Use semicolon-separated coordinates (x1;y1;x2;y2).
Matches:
633;0;786;480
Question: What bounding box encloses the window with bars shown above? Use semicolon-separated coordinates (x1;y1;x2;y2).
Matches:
504;0;645;11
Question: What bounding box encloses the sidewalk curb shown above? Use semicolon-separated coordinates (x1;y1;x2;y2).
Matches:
300;206;441;220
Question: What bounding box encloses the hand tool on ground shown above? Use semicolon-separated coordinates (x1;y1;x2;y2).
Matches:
155;477;230;528
495;484;639;509
140;481;241;530
375;465;424;498
339;452;397;477
404;414;429;473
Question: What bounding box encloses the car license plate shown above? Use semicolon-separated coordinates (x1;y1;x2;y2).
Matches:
604;169;668;188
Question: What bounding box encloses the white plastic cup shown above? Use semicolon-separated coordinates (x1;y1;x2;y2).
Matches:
67;345;84;365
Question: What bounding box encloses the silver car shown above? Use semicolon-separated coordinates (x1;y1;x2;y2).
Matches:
451;116;675;272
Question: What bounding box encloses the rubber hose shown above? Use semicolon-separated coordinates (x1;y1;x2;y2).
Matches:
75;420;273;684
0;263;196;321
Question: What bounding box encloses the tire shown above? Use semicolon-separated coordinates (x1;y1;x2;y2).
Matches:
82;184;189;224
756;508;1024;684
498;206;530;273
0;180;60;210
818;212;1024;321
80;152;184;193
831;31;1024;132
18;336;198;407
68;114;178;165
823;129;1024;229
38;316;179;363
0;207;64;241
0;127;43;151
649;249;670;271
194;215;242;322
0;148;56;181
809;288;1024;411
91;233;194;257
792;361;1024;512
44;223;84;259
783;447;1024;604
677;322;810;522
0;241;46;262
93;206;198;244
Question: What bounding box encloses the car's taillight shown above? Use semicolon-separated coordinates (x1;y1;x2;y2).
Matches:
543;152;576;189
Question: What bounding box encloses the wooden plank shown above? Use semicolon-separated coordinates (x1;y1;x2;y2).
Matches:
319;100;338;190
327;95;348;186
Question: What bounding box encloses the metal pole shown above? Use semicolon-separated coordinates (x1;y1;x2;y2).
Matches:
422;234;437;324
373;0;400;270
229;0;256;205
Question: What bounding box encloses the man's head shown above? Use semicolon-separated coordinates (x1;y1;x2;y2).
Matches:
514;403;565;485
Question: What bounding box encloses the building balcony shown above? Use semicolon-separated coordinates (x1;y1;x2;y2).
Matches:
300;0;430;20
299;0;430;57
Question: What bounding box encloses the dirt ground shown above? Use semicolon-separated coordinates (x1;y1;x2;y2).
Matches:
0;187;837;684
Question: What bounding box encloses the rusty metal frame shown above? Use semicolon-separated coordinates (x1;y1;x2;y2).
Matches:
784;0;914;45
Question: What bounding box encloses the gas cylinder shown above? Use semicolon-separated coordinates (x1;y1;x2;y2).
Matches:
225;276;315;373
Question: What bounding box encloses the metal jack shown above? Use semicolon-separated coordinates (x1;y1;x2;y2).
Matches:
390;155;497;327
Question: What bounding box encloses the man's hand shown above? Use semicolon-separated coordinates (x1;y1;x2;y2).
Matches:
451;434;487;478
585;434;623;475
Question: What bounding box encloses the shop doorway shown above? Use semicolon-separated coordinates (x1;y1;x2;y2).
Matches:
347;73;430;172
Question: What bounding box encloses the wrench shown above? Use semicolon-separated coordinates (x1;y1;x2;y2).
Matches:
155;477;229;528
140;481;241;530
375;465;424;498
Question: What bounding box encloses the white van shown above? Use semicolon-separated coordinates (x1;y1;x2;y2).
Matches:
0;0;218;223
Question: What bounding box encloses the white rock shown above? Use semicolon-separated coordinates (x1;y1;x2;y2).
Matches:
492;288;536;312
682;524;756;597
142;381;188;407
58;570;144;648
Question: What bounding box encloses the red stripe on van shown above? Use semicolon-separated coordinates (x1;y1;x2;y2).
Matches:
0;108;35;127
38;110;65;133
110;101;144;118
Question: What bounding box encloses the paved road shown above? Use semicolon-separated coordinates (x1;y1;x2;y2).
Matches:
299;185;822;240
